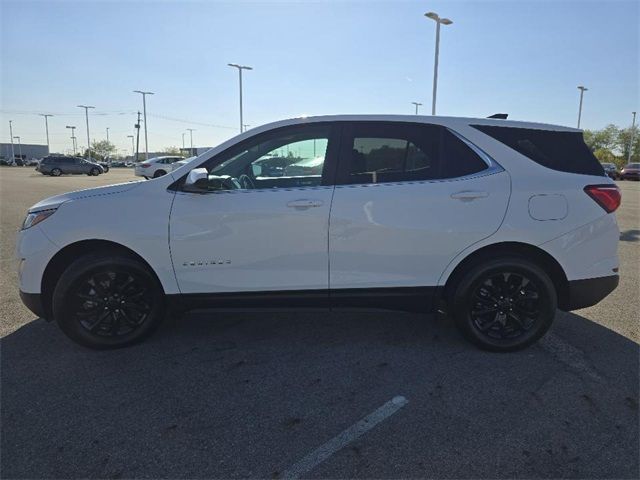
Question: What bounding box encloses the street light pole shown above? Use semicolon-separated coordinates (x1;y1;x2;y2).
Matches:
106;127;110;143
187;129;195;155
411;102;423;115
39;114;53;154
8;120;15;164
425;12;453;116
13;136;22;163
66;126;77;154
127;135;135;158
182;132;185;150
629;111;637;163
577;86;588;128
228;63;253;133
133;90;154;160
77;105;95;158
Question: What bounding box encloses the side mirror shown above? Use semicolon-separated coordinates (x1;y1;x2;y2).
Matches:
251;164;262;177
183;168;209;192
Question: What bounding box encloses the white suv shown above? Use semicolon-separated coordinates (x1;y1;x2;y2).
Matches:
134;156;184;179
17;115;620;351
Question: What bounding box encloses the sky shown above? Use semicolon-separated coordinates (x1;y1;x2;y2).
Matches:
1;0;638;156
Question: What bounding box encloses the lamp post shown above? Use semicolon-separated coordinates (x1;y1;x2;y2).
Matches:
66;126;77;154
577;86;588;128
425;12;453;116
227;63;253;133
39;114;53;154
411;102;423;115
106;127;110;143
127;135;135;158
77;105;95;158
8;120;15;164
629;111;637;163
187;129;195;155
133;90;154;160
13;136;22;163
182;132;185;150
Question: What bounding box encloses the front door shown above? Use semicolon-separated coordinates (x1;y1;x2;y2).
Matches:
170;123;340;295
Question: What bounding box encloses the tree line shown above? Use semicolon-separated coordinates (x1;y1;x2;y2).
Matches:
583;124;639;167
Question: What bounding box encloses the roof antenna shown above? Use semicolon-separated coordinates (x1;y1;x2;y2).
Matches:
488;113;508;119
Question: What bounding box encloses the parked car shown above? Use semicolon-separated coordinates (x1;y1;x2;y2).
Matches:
36;156;104;176
134;156;184;178
170;156;198;172
619;163;640;180
98;162;110;173
600;162;619;179
17;115;620;351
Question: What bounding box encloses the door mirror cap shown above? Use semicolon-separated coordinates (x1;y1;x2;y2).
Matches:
184;167;209;192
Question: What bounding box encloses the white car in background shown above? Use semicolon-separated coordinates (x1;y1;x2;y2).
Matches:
170;156;198;172
134;156;184;179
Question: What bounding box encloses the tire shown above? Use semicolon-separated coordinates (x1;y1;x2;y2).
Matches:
51;168;62;176
89;167;100;176
52;252;165;349
153;169;167;178
450;257;557;352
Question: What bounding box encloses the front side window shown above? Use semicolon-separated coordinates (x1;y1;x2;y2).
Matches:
194;126;332;191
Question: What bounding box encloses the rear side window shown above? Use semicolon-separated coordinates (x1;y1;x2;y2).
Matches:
339;122;488;185
472;125;604;176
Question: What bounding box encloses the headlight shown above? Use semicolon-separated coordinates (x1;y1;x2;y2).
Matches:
22;208;57;230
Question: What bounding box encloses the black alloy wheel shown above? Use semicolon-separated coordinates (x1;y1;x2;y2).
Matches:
53;253;165;349
451;257;557;351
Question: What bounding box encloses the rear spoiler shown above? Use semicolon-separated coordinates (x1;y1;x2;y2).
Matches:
487;113;508;119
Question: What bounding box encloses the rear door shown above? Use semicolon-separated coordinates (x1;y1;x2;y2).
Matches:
328;121;510;298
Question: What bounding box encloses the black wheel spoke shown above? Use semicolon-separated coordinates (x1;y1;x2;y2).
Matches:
71;268;154;338
470;270;542;340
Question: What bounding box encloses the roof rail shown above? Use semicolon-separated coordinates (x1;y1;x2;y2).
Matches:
487;113;508;119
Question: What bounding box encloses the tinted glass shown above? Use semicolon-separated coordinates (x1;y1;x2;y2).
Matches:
341;122;487;185
472;125;604;176
440;129;489;178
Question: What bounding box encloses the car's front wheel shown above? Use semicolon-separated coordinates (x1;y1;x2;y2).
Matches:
450;257;556;352
52;252;165;349
89;167;100;176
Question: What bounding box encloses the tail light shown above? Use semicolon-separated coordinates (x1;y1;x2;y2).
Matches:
141;163;150;168
584;184;621;213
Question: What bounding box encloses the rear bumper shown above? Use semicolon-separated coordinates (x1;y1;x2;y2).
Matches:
19;291;47;319
562;275;619;311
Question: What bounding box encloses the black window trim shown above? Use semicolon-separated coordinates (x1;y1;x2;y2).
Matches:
169;122;342;193
334;121;502;187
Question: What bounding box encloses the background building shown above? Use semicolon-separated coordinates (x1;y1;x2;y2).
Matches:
0;143;49;162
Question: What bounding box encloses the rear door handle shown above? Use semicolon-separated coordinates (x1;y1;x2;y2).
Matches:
451;191;489;201
287;199;324;209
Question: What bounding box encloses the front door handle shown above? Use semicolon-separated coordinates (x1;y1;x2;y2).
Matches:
450;191;489;201
287;199;324;209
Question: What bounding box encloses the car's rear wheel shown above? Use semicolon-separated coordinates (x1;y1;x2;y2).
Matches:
52;252;165;349
51;168;61;176
153;169;166;178
450;257;556;352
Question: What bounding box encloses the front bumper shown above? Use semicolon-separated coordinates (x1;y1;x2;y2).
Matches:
19;291;47;319
562;275;619;311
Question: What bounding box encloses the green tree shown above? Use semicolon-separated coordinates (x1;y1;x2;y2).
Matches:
82;140;116;161
162;146;182;156
617;126;640;163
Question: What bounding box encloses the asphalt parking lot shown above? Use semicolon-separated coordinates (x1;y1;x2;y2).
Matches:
1;167;638;479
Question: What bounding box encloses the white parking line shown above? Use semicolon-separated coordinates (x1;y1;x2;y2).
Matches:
540;332;603;382
281;395;408;480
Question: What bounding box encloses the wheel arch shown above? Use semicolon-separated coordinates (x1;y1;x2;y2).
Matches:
442;241;570;310
41;239;165;319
